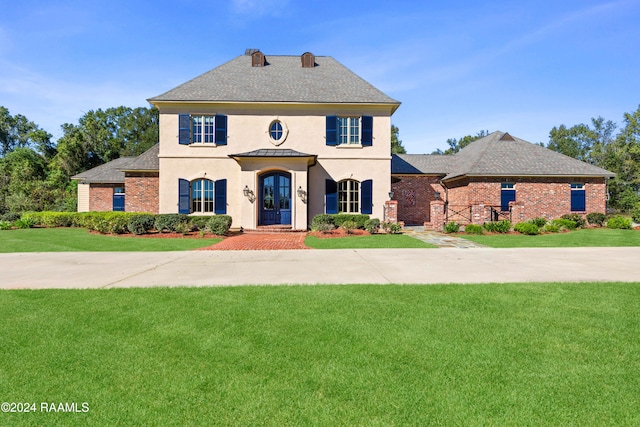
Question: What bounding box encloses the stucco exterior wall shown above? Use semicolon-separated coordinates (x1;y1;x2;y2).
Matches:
157;103;394;229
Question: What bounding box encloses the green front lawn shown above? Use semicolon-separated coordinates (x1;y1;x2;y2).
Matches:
0;228;222;252
305;233;437;248
1;284;638;426
460;228;640;248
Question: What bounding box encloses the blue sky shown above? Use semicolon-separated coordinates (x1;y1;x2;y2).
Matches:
1;0;639;153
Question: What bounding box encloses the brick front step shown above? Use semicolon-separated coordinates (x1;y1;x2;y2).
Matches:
243;225;306;234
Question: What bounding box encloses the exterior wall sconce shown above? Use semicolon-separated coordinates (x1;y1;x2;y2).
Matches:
297;186;307;203
434;191;441;200
388;191;394;200
243;185;255;203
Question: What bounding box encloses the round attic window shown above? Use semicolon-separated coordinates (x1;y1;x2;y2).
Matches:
268;120;288;146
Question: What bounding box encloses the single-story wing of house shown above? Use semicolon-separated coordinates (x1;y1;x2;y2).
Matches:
391;131;615;228
72;50;615;231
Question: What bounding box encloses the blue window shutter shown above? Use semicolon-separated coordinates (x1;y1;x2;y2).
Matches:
571;189;586;211
113;194;125;211
361;179;373;214
501;189;516;211
325;179;338;214
215;179;227;214
179;114;191;145
178;178;190;214
361;116;373;146
326;116;338;146
215;114;227;145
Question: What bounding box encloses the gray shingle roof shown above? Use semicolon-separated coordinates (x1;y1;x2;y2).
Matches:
392;131;615;179
148;54;400;107
392;154;456;174
121;144;159;171
71;157;134;183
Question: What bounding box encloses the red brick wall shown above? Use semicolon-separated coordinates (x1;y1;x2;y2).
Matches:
391;174;609;225
391;175;444;225
125;173;159;213
89;184;120;211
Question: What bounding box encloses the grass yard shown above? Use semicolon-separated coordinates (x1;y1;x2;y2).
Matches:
460;228;640;248
0;228;222;252
1;283;639;426
305;233;437;248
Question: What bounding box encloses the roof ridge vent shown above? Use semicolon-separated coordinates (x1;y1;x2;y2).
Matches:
500;132;515;141
301;52;315;68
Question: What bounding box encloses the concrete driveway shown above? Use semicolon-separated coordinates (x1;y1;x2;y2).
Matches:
1;247;639;289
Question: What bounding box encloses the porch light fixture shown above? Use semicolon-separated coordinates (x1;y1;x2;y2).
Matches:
297;186;307;203
243;185;251;198
434;191;441;200
388;191;394;200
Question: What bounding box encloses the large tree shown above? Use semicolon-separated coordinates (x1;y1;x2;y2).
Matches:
433;130;489;155
391;124;406;154
546;107;640;210
0;106;54;157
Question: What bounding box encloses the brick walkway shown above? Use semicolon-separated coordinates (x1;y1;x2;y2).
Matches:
200;232;310;250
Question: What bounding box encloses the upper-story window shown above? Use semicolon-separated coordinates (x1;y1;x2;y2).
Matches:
192;116;215;143
326;115;372;147
268;120;288;145
179;114;227;146
338;117;360;145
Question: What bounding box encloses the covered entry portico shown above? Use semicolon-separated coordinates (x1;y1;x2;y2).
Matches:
230;149;317;231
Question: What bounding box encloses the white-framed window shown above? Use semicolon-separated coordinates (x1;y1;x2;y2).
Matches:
191;179;215;213
268;119;288;145
338;117;360;145
192;116;215;143
338;179;359;213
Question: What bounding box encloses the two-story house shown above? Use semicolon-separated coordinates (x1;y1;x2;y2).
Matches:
74;50;401;231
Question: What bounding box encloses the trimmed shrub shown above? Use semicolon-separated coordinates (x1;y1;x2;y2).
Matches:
188;216;214;232
382;221;402;234
311;214;335;231
364;218;381;234
341;220;358;234
0;220;12;230
174;221;193;235
332;214;369;229
155;214;190;233
464;224;483;235
444;221;460;233
586;212;606;227
606;215;632;230
561;213;586;228
514;222;540;235
315;222;335;233
632;203;640;223
483;220;511;233
529;217;547;228
127;214;156;235
550;218;577;230
206;215;232;235
542;223;560;233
